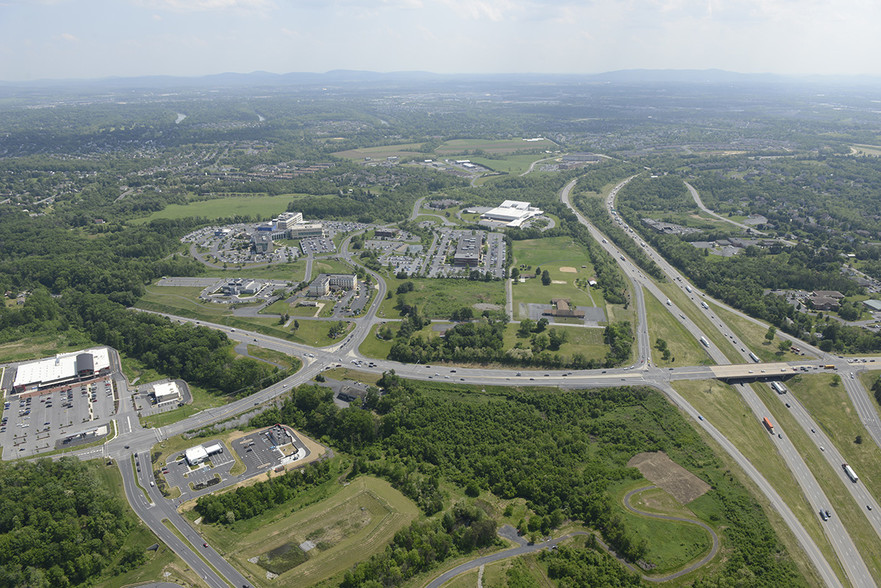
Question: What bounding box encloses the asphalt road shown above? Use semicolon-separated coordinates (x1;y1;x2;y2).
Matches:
622;485;719;581
33;179;881;587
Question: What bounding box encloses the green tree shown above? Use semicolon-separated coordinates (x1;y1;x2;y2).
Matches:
541;270;551;286
765;325;776;344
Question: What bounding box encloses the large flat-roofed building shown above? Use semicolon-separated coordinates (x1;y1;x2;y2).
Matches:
13;348;111;393
480;200;543;228
289;222;324;239
308;273;358;296
454;232;483;267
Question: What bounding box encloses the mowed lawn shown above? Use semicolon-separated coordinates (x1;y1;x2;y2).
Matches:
378;278;505;319
135;285;349;347
788;373;881;506
502;324;607;363
672;379;844;580
212;476;419;587
511;236;601;318
644;290;712;367
466;154;552;174
131;193;323;224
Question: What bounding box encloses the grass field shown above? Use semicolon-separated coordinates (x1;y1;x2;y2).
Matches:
359;322;444;359
140;384;228;429
610;480;713;575
135;286;350;347
707;301;802;362
436;138;557;155
207;476;419;587
312;258;353;276
502;323;607;363
243;345;301;370
644;290;712;367
851;144;881;157
787;373;881;507
378;278;506;319
510;236;602;318
672;380;846;584
0;331;97;364
132;193;322;224
750;381;881;584
467;154;554;175
654;283;741;364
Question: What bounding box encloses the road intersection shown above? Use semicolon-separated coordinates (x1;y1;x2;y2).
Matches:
38;178;881;588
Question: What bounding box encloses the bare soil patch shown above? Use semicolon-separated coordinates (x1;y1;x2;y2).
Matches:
628;451;710;505
559;266;577;273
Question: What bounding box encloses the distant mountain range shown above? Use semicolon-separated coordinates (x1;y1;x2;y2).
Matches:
2;68;880;91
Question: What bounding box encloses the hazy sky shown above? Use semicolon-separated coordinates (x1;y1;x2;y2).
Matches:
1;0;880;81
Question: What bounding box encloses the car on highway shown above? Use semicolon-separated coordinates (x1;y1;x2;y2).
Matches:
203;542;208;547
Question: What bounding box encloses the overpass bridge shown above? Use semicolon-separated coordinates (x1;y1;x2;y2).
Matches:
710;361;827;382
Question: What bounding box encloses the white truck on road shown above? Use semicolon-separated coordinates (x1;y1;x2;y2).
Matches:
843;463;859;483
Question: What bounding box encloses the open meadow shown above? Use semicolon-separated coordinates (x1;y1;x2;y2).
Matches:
201;476;419;587
132;193;323;224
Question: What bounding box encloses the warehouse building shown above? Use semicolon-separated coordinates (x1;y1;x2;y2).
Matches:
12;348;111;394
480;200;544;228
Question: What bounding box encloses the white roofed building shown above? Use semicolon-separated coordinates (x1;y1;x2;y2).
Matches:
152;381;180;403
480;200;544;228
12;348;111;393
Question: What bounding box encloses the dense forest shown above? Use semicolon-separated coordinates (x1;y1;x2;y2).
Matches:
243;375;803;586
0;459;140;588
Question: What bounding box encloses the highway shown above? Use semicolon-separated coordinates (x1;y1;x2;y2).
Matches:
37;178;881;588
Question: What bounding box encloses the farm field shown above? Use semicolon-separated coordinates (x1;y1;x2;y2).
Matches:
0;331;96;364
132;193;321;224
332;142;425;160
467;153;553;175
435;138;557;155
644;289;711;367
204;476;419;587
378;278;505;319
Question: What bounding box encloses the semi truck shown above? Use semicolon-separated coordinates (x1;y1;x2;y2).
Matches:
770;381;787;394
700;301;709;309
843;463;859;483
763;417;774;433
748;352;760;363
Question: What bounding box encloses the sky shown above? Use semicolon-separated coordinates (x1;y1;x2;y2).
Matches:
1;0;881;81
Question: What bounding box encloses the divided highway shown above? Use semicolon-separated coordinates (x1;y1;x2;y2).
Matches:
41;177;881;587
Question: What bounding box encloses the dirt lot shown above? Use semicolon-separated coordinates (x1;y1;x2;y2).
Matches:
559;266;577;273
628;451;710;505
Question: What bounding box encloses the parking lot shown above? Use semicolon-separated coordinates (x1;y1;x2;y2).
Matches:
233;424;309;474
1;376;118;458
300;237;336;255
160;441;237;501
133;379;191;418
